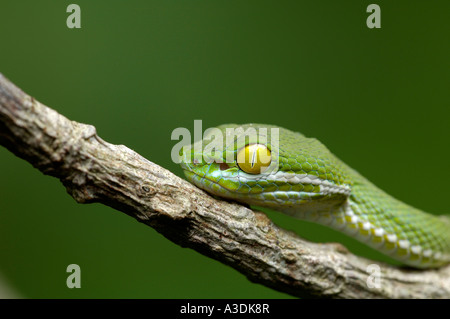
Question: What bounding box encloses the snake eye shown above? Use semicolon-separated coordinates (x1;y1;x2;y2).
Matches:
237;144;271;174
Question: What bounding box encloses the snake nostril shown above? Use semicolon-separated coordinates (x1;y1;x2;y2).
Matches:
219;163;230;171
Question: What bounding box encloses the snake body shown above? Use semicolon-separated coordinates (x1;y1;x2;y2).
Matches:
180;124;450;268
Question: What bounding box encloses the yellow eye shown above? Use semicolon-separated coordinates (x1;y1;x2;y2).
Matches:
237;144;271;174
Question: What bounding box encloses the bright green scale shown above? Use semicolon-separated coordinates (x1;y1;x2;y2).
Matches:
180;124;450;268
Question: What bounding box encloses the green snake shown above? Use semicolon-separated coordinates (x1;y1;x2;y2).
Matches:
179;124;450;268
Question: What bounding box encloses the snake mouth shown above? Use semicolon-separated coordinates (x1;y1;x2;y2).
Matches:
182;168;353;217
180;147;239;194
182;169;267;209
182;167;236;194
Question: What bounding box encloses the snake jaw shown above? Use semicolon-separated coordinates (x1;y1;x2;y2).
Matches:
182;159;349;214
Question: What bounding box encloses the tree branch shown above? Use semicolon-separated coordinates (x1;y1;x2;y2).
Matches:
1;73;449;299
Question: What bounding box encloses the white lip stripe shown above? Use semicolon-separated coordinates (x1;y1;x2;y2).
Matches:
374;228;384;237
222;171;351;196
398;240;410;249
362;222;371;230
387;234;398;243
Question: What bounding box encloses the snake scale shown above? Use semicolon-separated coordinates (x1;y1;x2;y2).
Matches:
180;124;450;268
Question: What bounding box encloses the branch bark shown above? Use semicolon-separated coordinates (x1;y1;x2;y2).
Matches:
1;73;449;299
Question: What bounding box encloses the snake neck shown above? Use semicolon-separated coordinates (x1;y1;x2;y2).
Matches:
280;167;450;268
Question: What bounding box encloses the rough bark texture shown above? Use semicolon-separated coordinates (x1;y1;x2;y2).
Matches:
1;73;449;299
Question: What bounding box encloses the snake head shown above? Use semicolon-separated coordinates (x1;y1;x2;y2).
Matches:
180;123;351;212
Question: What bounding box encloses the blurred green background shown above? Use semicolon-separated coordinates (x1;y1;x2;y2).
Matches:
0;0;449;298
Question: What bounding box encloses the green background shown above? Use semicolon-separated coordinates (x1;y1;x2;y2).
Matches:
0;1;449;298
